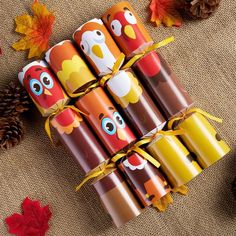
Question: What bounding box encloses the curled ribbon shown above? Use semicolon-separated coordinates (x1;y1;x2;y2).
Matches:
67;81;100;98
45;105;87;143
168;108;223;130
122;36;175;69
76;162;116;191
100;53;125;87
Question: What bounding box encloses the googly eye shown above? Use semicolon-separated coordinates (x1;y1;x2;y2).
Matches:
30;79;43;96
80;40;89;54
93;30;105;42
40;72;54;89
101;117;117;135
110;20;122;37
124;10;137;25
113;112;125;129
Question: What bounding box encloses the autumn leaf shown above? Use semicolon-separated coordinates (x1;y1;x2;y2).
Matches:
12;1;55;58
5;197;52;236
150;0;184;27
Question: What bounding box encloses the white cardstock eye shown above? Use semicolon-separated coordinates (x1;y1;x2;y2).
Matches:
110;20;122;37
80;40;89;54
124;11;137;25
93;30;105;43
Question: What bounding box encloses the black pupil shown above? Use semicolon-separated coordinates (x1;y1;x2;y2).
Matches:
112;25;115;30
43;76;50;85
106;122;114;132
97;31;101;36
129;12;132;16
81;45;84;50
116;116;123;125
33;84;40;92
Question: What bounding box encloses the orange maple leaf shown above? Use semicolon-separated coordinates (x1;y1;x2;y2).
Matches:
150;0;183;27
12;2;55;58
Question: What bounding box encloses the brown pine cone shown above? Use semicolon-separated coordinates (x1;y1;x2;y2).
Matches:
0;116;24;150
0;80;31;117
185;0;221;19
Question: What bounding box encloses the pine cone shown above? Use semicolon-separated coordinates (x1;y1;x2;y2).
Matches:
232;177;236;199
185;0;221;19
0;80;31;117
0;117;24;150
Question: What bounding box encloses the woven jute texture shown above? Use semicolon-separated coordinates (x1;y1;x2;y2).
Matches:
0;0;235;235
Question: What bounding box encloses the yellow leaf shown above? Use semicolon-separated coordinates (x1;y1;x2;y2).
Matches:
150;0;183;27
12;2;55;58
12;38;30;51
15;15;33;34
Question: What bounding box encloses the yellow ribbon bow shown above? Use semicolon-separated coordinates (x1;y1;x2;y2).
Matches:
168;108;223;130
100;53;125;87
45;105;87;143
111;139;161;168
122;36;175;69
76;162;116;191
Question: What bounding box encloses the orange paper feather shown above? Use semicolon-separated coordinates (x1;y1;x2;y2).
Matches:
150;0;183;27
12;2;55;58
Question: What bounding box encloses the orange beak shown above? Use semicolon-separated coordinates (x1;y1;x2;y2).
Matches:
117;128;126;141
44;88;52;96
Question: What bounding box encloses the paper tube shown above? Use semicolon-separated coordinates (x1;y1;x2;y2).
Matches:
173;112;231;169
45;40;96;96
50;107;109;174
93;169;142;227
106;68;166;138
102;1;153;58
118;153;171;207
76;87;136;155
147;134;202;187
73;18;123;76
18;60;69;117
133;51;194;119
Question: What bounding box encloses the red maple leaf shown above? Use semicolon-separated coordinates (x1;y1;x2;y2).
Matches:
150;0;184;27
5;197;52;236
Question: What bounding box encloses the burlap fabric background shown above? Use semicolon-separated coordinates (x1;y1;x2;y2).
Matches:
0;0;235;235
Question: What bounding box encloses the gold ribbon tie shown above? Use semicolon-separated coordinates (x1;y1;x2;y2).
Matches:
76;162;116;191
45;105;87;143
168;108;223;130
100;53;125;87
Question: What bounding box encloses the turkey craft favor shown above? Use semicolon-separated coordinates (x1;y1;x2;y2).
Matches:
18;61;69;117
75;87;171;207
45;40;96;97
76;86;136;155
73;18;166;138
102;1;153;58
18;60;143;228
147;132;202;188
118;152;171;207
102;2;194;119
168;111;230;169
51;107;142;227
72;19;122;76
